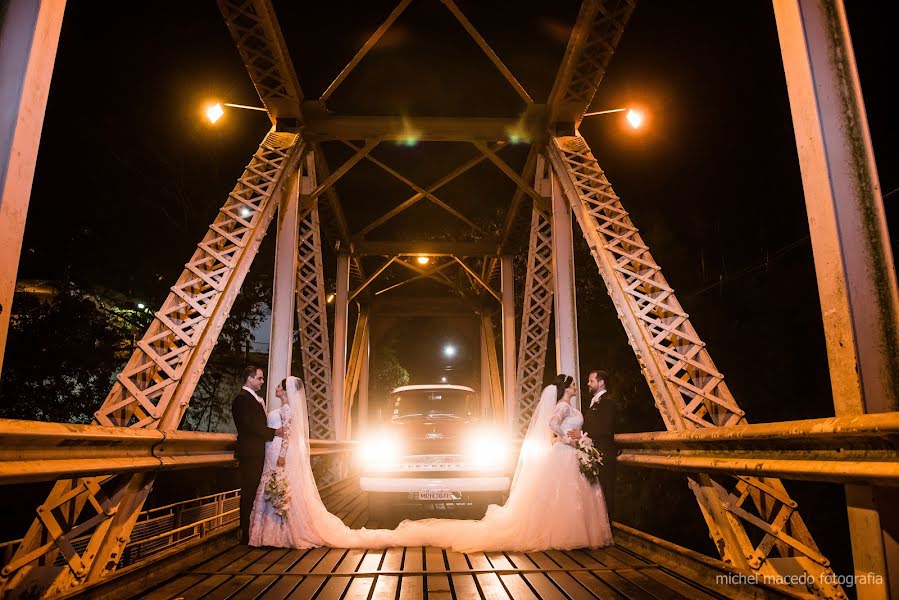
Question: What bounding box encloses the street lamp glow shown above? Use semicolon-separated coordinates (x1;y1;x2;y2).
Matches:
626;109;644;129
240;207;252;218
417;256;430;265
326;293;336;304
443;344;456;358
441;376;447;383
206;103;225;124
137;303;146;310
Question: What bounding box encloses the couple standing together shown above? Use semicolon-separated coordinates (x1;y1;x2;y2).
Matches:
232;367;616;552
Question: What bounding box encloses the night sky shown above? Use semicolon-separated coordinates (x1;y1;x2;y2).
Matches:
9;0;899;582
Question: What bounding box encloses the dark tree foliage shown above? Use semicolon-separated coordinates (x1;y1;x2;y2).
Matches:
0;281;149;423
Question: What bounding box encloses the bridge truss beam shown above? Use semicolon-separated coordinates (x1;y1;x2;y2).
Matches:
0;131;304;597
547;135;846;599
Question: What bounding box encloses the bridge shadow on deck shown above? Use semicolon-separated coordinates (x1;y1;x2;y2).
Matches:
111;478;809;600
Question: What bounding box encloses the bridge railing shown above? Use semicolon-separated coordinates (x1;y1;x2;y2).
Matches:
0;489;241;570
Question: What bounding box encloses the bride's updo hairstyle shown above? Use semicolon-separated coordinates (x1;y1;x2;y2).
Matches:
553;374;574;401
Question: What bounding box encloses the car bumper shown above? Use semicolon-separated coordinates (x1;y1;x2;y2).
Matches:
359;476;511;493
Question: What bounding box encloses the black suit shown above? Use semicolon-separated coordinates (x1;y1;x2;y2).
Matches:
582;391;616;519
231;388;275;543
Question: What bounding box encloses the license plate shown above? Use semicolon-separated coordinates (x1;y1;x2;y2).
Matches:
418;489;459;501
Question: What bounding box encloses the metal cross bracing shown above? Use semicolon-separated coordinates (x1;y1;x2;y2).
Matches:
547;134;846;599
514;204;554;435
0;131;305;597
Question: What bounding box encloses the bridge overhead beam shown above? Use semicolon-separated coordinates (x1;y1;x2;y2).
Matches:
547;0;636;129
301;111;546;143
217;0;304;123
354;241;499;257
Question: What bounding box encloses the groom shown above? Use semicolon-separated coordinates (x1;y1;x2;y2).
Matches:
232;366;282;544
582;369;617;519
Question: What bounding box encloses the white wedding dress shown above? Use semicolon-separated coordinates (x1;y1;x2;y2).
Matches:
250;378;612;551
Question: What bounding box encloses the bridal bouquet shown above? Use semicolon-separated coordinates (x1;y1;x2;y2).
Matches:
575;433;604;485
264;468;290;524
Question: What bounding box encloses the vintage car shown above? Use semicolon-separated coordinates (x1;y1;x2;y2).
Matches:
358;384;511;519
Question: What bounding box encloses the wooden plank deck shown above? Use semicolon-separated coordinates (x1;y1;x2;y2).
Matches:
136;480;798;600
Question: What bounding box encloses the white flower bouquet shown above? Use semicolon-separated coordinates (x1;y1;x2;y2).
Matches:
575;433;604;485
264;468;290;524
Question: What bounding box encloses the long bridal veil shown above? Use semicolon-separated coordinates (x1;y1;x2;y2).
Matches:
282;376;395;548
390;384;561;552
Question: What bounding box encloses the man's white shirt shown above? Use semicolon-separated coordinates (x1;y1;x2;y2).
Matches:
589;389;607;408
243;386;265;408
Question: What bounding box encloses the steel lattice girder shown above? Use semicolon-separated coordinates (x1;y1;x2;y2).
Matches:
515;207;554;436
0;132;305;597
547;135;846;599
296;202;335;441
216;0;303;122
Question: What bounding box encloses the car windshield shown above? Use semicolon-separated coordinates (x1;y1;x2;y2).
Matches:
390;389;474;419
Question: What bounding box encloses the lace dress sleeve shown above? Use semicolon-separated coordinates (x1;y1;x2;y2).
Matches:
548;402;571;439
278;404;292;459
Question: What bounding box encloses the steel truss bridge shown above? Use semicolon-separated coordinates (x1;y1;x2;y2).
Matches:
0;1;896;599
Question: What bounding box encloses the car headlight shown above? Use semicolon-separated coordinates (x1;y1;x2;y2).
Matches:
465;430;509;469
358;435;402;471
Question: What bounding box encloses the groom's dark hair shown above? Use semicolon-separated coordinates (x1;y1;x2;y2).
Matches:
589;369;610;388
240;365;261;383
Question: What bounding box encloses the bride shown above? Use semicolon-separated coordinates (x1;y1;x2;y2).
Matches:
250;374;612;551
391;373;613;552
249;376;394;548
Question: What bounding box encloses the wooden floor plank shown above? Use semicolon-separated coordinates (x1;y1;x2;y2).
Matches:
467;552;512;600
285;547;347;599
143;540;254;599
315;548;367;600
425;547;453;600
503;553;568;600
486;552;539;600
398;546;424;600
228;549;293;600
525;551;597;600
183;547;274;600
574;549;659;600
342;549;385;600
257;547;328;600
141;574;207;600
445;550;481;600
607;546;725;600
584;548;691;600
370;546;404;600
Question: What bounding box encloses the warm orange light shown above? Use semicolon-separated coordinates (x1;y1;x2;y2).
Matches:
206;103;225;124
417;256;430;265
626;109;644;129
326;293;336;304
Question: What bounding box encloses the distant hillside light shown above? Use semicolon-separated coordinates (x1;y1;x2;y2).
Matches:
206;103;224;124
137;303;146;310
417;256;430;265
626;109;644;129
